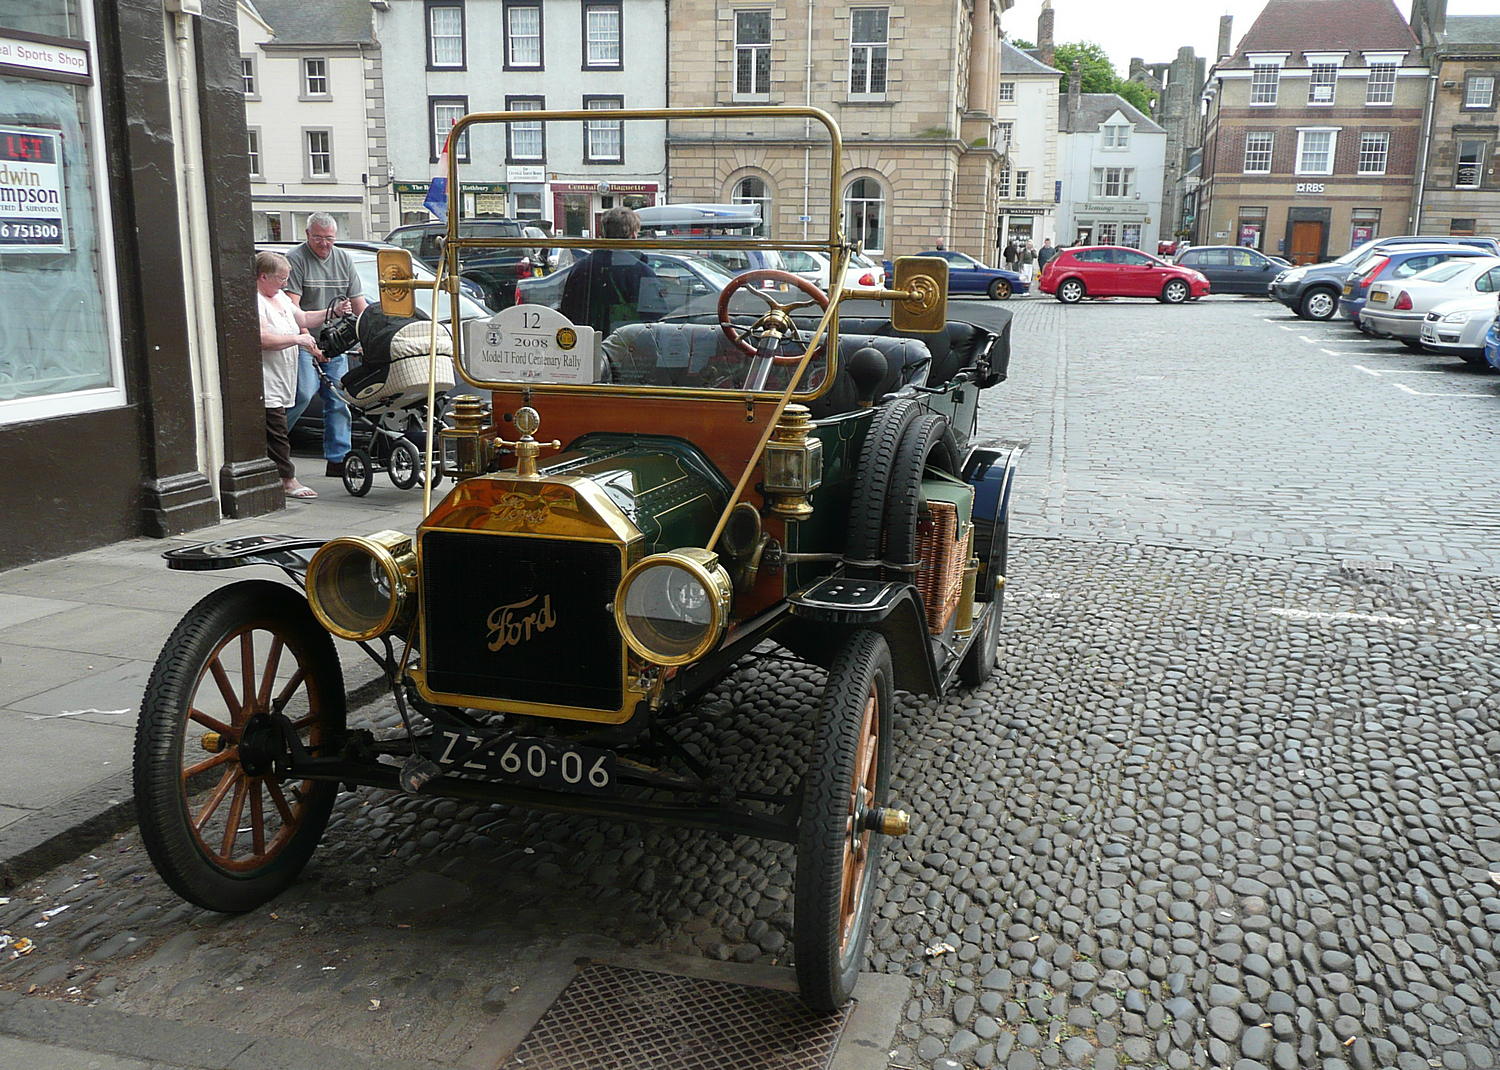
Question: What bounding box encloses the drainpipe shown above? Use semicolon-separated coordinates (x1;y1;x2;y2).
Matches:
1412;67;1437;232
166;1;225;504
802;0;814;242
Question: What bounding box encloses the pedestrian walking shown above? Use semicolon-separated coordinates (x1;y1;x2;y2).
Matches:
1019;241;1036;283
1037;238;1057;270
1002;238;1018;273
284;212;366;478
256;250;332;500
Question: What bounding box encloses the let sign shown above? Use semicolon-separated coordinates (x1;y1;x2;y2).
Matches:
463;304;598;385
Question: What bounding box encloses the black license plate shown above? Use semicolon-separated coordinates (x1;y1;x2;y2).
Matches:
434;731;615;793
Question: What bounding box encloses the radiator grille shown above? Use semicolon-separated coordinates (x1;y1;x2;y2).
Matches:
421;531;623;711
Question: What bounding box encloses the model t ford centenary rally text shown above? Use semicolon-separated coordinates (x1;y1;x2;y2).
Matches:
133;107;1022;1010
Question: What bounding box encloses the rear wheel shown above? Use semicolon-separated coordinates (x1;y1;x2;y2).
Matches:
1161;279;1190;304
795;629;893;1011
988;278;1013;301
133;581;345;913
388;438;422;489
1057;278;1085;304
1299;288;1337;321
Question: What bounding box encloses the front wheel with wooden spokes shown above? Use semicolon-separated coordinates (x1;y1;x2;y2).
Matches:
133;580;345;913
795;629;894;1011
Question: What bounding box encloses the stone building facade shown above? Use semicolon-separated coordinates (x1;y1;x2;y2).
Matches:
1129;47;1207;244
665;0;1015;261
238;0;383;241
1410;0;1500;237
1056;87;1167;253
1199;0;1427;265
996;40;1061;249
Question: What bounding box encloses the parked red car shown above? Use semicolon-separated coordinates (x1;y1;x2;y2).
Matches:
1038;245;1211;304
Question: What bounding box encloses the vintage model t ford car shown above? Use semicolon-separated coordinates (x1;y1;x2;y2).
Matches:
133;107;1022;1010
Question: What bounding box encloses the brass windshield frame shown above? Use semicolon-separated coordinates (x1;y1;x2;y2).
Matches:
437;106;848;403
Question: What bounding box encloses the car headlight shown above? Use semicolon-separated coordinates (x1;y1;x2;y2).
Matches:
1442;310;1475;323
614;548;733;665
1282;268;1308;283
305;530;417;641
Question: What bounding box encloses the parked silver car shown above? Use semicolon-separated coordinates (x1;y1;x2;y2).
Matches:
1360;256;1500;350
1419;293;1500;367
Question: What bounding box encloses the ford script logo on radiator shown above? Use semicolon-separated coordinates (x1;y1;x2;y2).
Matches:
486;594;558;651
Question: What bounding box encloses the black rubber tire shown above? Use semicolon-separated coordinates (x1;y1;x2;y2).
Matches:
988;278;1013;301
133;580;345;913
388;438;422;490
845;399;921;574
958;509;1007;687
1400;339;1426;354
1057;278;1085;304
882;414;961;579
342;449;374;496
1161;279;1190;304
1299;288;1338;321
795;629;893;1011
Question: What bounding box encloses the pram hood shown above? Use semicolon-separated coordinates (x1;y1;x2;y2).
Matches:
337;305;457;411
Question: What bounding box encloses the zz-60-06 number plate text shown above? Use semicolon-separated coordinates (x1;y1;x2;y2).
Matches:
435;731;615;793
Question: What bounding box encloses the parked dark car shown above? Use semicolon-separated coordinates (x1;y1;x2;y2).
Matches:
1173;246;1283;296
385;220;543;310
883;251;1028;300
1037;245;1210;304
1268;235;1500;321
1336;245;1493;327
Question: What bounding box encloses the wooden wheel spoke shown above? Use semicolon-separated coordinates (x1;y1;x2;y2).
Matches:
271;668;307;715
189;708;234;737
193;767;240;830
249;780;266;855
256;637;285;711
220;778;249;857
184;749;237;779
265;778;296;824
208;655;241;721
239;633;255;712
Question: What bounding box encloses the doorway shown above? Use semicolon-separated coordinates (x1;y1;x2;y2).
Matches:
1290;221;1325;265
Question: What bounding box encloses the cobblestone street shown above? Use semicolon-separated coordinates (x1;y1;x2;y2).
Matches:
4;297;1500;1070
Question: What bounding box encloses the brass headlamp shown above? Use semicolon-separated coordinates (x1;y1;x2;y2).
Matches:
305;530;418;641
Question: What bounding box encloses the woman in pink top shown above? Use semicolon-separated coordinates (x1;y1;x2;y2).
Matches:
256;251;341;499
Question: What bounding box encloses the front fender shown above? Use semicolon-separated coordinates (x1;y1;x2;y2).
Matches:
783;578;939;695
964;443;1023;601
163;534;325;582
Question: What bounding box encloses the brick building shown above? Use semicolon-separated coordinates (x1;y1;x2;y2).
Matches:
1410;0;1500;237
664;0;1015;261
1199;0;1427;265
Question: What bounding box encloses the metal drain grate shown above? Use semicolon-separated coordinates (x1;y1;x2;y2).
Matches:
502;962;852;1070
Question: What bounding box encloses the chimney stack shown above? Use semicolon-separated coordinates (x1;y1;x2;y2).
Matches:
1217;15;1234;60
1037;0;1055;67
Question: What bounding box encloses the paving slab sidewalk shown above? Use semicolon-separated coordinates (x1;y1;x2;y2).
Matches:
0;468;429;885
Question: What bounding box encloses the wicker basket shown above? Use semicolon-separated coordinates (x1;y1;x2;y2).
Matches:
914;500;970;634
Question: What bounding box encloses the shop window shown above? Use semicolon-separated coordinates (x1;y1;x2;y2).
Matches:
1096;222;1119;245
0;34;126;422
1351;208;1380;246
843;176;885;253
514;192;542;219
1121;223;1141;249
1237;207;1267;249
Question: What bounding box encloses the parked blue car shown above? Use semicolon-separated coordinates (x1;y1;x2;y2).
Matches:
1337;245;1493;328
882;250;1029;300
1484;313;1500;372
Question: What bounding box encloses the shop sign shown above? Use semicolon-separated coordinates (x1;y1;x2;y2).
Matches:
550;181;659;194
393;182;431;194
464;304;598;385
461;182;508;195
1295;182;1325;193
0;33;90;84
507;166;545;184
0;125;67;253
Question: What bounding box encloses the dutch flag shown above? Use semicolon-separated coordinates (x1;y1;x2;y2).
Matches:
423;136;450;222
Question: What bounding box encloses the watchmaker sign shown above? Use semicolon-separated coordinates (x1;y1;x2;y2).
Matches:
463;304;599;384
0;126;67;253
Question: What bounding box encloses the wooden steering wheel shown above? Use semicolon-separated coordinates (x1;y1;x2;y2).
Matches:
716;269;830;366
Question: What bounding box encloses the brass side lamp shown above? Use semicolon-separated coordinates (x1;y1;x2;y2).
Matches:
763;404;823;519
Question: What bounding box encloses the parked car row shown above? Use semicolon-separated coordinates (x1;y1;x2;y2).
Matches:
1339;252;1500;368
1268;234;1500;320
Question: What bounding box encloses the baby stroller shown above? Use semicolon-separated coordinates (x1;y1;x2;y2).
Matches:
315;306;458;497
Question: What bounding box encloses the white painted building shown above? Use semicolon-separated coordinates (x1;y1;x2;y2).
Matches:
1056;91;1167;251
238;0;382;241
375;0;667;236
995;41;1061;248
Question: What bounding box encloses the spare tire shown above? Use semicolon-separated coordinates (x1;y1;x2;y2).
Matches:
844;399;921;576
881;413;961;579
